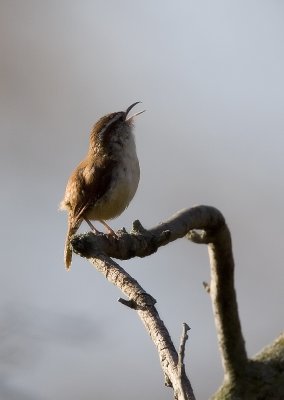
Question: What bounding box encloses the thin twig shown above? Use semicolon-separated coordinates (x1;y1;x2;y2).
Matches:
202;281;210;293
178;323;191;377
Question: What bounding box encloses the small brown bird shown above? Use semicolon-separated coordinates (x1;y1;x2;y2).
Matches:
60;102;144;269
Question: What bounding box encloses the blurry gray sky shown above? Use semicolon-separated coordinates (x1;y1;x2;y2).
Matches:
0;0;283;399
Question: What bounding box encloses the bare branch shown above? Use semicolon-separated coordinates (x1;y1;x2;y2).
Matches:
72;205;247;383
86;253;196;400
207;223;248;383
71;205;284;398
177;323;192;400
178;323;191;377
71;205;225;260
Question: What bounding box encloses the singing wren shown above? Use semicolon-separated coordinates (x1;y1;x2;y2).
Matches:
60;102;145;269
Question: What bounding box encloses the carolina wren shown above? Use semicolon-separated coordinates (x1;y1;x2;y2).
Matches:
60;102;145;269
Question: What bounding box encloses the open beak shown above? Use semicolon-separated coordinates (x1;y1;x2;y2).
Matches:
125;101;146;121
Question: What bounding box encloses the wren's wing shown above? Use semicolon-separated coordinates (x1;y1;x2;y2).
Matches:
66;157;117;224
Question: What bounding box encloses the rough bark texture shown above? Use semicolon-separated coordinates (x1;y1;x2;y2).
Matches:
71;205;284;399
79;254;195;400
207;226;247;382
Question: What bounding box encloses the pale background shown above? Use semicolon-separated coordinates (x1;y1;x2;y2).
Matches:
1;1;283;399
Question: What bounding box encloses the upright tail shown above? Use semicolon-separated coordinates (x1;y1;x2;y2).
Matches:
64;218;82;270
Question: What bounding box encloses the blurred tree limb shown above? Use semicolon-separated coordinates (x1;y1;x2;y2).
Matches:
71;205;284;399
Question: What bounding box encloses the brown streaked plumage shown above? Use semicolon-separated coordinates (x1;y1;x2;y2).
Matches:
60;102;144;269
